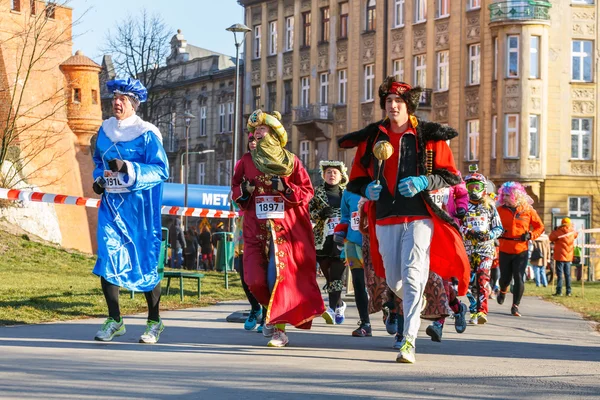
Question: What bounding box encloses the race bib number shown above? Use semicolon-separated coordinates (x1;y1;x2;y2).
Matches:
255;196;285;219
429;188;449;209
103;170;131;193
326;217;340;236
351;211;360;231
465;214;489;232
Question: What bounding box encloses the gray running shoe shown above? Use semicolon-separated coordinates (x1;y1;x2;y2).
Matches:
139;319;165;344
262;323;275;338
94;318;126;342
454;302;468;334
426;321;443;342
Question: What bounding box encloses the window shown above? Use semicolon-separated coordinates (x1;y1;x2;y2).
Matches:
364;64;375;102
300;77;310;107
227;102;234;132
393;59;404;82
507;35;519;78
45;2;55;18
218;104;226;133
302;12;311;47
415;0;426;23
321;7;330;42
530;36;540;79
493;37;498;80
338;69;347;104
30;0;35;14
569;197;591;217
572;0;594;4
319;73;329;104
73;88;81;103
467;119;479;161
437;51;449;91
366;0;376;31
414;55;426;88
394;0;405;27
199;106;207;136
268;21;277;55
529;115;540;158
253;86;261;110
197;162;206;185
267;82;276;112
217;161;224;185
571;118;592;160
285;17;294;51
253;25;261;59
91;89;98;105
225;160;232;185
283;80;293;114
468;0;480;9
572;40;593;82
469;44;480;85
339;2;349;38
492;116;497;159
299;140;310;166
437;0;449;18
11;0;20;12
505;114;519;158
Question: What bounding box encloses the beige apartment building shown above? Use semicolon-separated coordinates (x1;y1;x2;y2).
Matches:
239;0;600;261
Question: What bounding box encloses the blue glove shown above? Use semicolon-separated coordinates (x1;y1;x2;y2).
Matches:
365;181;382;201
333;231;346;244
398;176;428;197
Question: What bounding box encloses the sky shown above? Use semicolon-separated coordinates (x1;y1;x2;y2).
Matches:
70;0;245;64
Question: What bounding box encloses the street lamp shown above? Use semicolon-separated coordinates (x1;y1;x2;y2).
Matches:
226;23;251;169
183;111;195;229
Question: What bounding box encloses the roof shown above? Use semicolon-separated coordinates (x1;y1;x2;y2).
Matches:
60;50;101;69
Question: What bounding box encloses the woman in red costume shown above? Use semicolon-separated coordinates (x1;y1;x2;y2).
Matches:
231;109;324;347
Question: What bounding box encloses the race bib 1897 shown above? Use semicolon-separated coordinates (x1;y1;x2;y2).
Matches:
255;196;285;219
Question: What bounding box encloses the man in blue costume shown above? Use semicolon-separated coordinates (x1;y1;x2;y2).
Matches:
92;78;169;343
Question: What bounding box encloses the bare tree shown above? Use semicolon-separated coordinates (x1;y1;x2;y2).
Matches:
102;9;172;122
0;1;78;198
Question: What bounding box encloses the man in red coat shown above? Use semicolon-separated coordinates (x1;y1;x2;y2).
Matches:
339;77;469;363
231;109;324;347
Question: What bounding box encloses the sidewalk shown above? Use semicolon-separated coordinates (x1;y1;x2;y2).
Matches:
0;296;598;399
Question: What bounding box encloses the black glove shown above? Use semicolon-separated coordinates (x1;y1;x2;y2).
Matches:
466;231;489;241
108;159;127;173
521;232;532;241
271;176;285;192
319;207;335;219
93;181;104;195
241;180;255;198
455;207;466;219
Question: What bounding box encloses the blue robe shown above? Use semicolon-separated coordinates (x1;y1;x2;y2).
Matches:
92;115;169;292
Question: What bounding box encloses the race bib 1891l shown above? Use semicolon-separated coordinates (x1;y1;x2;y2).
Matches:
103;170;132;193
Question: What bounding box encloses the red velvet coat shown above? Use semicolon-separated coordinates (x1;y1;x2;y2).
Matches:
231;153;325;328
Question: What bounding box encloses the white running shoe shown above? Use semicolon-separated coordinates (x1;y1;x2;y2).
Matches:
334;301;347;325
267;328;289;347
139;319;165;344
94;318;126;342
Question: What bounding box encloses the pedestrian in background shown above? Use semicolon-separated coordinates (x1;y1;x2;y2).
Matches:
549;218;578;296
530;233;550;287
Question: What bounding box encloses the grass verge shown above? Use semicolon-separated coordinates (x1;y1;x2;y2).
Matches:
0;229;245;326
525;281;600;330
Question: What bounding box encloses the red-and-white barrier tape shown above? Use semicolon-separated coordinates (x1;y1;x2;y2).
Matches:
0;188;237;219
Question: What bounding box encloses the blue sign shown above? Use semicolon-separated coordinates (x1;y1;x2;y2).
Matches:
162;183;231;211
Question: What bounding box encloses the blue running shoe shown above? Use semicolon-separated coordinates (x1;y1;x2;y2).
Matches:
257;323;264;334
385;309;398;335
334;301;347;325
244;309;262;331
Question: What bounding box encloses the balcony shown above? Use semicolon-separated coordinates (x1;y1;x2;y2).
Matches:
293;104;334;124
419;89;433;108
489;1;551;24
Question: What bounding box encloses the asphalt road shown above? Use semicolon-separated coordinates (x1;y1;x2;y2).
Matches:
0;295;598;399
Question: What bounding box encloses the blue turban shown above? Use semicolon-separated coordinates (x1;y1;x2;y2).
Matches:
106;78;148;103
